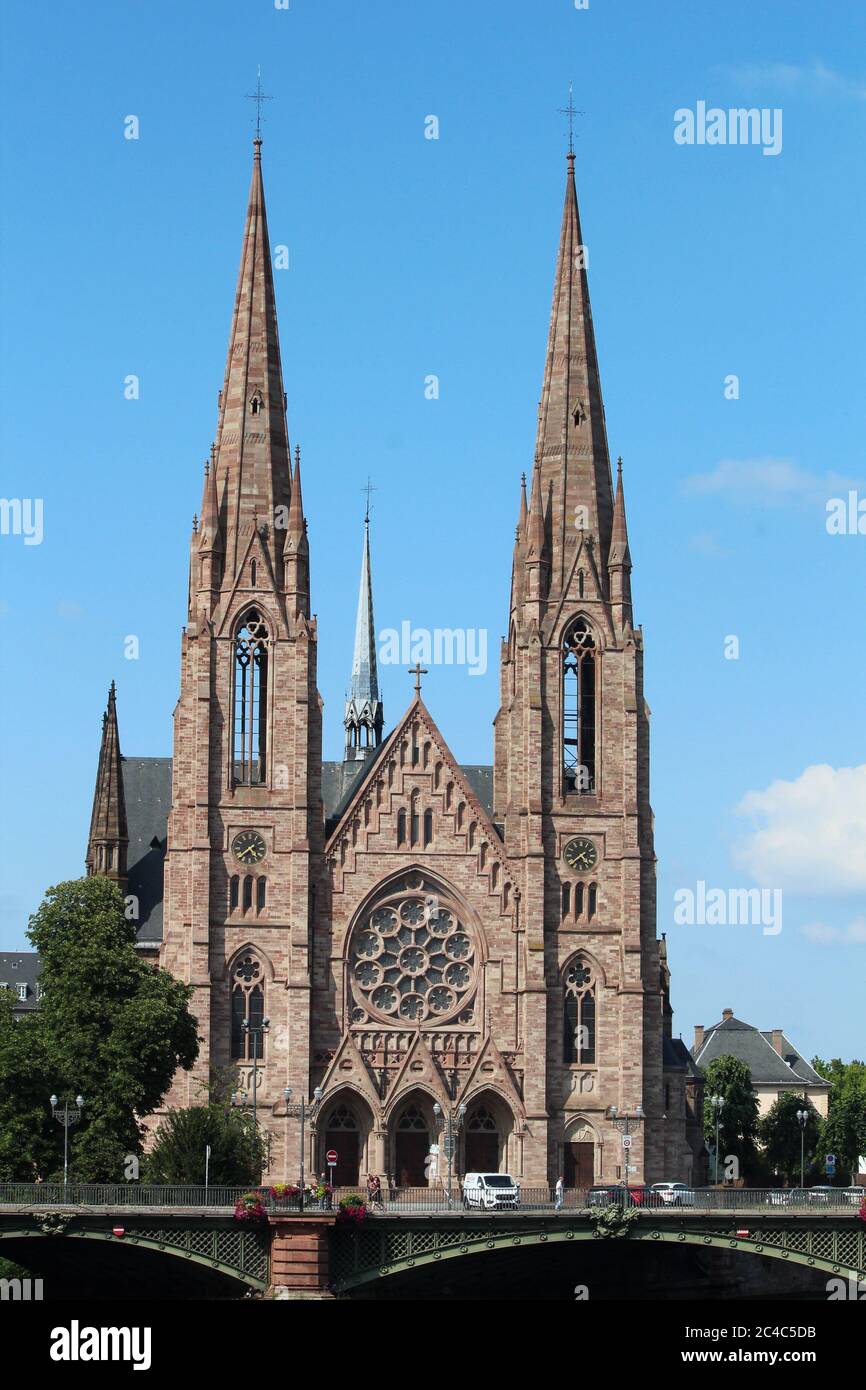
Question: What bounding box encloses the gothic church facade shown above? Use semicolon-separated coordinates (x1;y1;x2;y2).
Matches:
86;137;703;1189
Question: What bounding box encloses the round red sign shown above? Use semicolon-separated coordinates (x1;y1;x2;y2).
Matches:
326;1149;337;1164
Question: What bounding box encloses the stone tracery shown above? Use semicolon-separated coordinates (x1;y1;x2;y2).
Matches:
348;875;478;1027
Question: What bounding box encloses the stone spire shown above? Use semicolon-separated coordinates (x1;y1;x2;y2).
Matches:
85;681;129;888
343;512;383;769
213;137;292;582
523;457;549;603
608;457;633;630
535;152;614;592
283;444;309;617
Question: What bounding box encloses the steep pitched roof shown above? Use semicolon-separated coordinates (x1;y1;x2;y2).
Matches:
693;1015;829;1088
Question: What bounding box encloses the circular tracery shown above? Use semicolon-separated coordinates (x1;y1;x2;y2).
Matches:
349;886;477;1025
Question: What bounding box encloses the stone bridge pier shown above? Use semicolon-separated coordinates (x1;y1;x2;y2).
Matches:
269;1214;334;1297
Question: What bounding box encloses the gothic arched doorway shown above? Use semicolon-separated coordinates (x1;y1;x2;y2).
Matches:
563;1118;597;1189
320;1099;364;1188
393;1099;433;1187
464;1102;500;1172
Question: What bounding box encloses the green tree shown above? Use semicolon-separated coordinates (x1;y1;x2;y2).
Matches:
758;1092;820;1185
143;1101;268;1186
812;1057;866;1185
703;1055;760;1182
0;989;56;1181
21;877;199;1181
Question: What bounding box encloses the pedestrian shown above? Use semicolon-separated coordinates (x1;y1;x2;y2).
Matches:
555;1174;564;1211
371;1174;383;1209
365;1173;375;1205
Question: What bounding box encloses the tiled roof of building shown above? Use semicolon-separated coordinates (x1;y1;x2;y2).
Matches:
692;1013;829;1088
0;951;42;1010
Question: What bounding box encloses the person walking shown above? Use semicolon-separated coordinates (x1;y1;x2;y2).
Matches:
554;1174;565;1211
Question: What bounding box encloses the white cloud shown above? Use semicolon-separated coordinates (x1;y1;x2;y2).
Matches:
684;457;862;507
724;60;866;102
734;763;866;893
802;918;866;945
688;531;730;558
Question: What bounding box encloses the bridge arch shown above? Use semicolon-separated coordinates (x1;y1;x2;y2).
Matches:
0;1220;269;1293
330;1219;866;1293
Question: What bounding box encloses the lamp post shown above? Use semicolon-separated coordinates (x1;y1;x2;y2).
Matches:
607;1104;645;1196
239;1016;270;1124
283;1086;323;1209
433;1101;466;1207
796;1108;809;1191
709;1094;725;1184
49;1094;84;1200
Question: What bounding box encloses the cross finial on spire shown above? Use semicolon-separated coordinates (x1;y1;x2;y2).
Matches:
408;662;428;697
361;477;376;524
245;66;272;141
557;81;584;157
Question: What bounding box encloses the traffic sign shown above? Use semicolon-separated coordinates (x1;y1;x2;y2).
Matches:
326;1149;337;1165
621;1135;632;1149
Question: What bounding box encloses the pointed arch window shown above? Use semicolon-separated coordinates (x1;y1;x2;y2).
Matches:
231;953;265;1061
564;960;596;1064
563;618;596;794
233;609;268;785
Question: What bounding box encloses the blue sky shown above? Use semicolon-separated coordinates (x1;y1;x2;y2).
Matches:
1;1;864;1060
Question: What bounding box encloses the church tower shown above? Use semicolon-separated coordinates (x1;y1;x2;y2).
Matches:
160;137;323;1158
493;151;666;1185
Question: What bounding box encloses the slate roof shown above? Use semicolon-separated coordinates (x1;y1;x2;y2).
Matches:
123;758;172;944
664;1035;703;1076
123;756;495;946
0;951;42;1011
692;1015;829;1089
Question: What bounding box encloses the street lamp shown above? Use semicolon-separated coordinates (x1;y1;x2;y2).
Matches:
709;1094;725;1184
50;1094;84;1200
283;1086;323;1208
239;1016;270;1123
607;1104;645;1193
796;1108;809;1190
432;1101;466;1206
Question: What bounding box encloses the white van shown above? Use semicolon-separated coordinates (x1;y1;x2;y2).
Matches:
462;1172;520;1210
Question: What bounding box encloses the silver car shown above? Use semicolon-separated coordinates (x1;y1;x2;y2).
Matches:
650;1182;695;1207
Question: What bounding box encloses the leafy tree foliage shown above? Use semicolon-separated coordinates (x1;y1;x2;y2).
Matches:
0;877;199;1181
0;990;55;1181
812;1056;866;1185
758;1092;820;1185
703;1055;761;1181
143;1101;268;1187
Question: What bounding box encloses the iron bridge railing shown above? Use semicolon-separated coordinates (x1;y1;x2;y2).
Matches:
0;1183;862;1213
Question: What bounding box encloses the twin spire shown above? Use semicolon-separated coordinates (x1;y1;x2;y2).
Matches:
209;136;293;583
514;150;631;624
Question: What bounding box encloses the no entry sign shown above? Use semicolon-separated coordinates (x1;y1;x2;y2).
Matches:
326;1149;337;1165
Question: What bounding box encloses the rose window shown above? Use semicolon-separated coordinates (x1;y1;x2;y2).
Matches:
348;887;477;1025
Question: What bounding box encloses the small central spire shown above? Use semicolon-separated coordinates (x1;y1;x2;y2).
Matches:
343;502;384;766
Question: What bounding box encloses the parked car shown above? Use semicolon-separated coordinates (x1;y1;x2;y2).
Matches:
462;1173;520;1210
766;1189;792;1207
843;1187;866;1207
650;1182;696;1208
586;1185;648;1208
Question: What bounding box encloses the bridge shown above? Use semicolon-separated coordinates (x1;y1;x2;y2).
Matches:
1;1186;863;1298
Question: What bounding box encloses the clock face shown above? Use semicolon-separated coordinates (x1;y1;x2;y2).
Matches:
232;830;267;865
563;836;598;872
